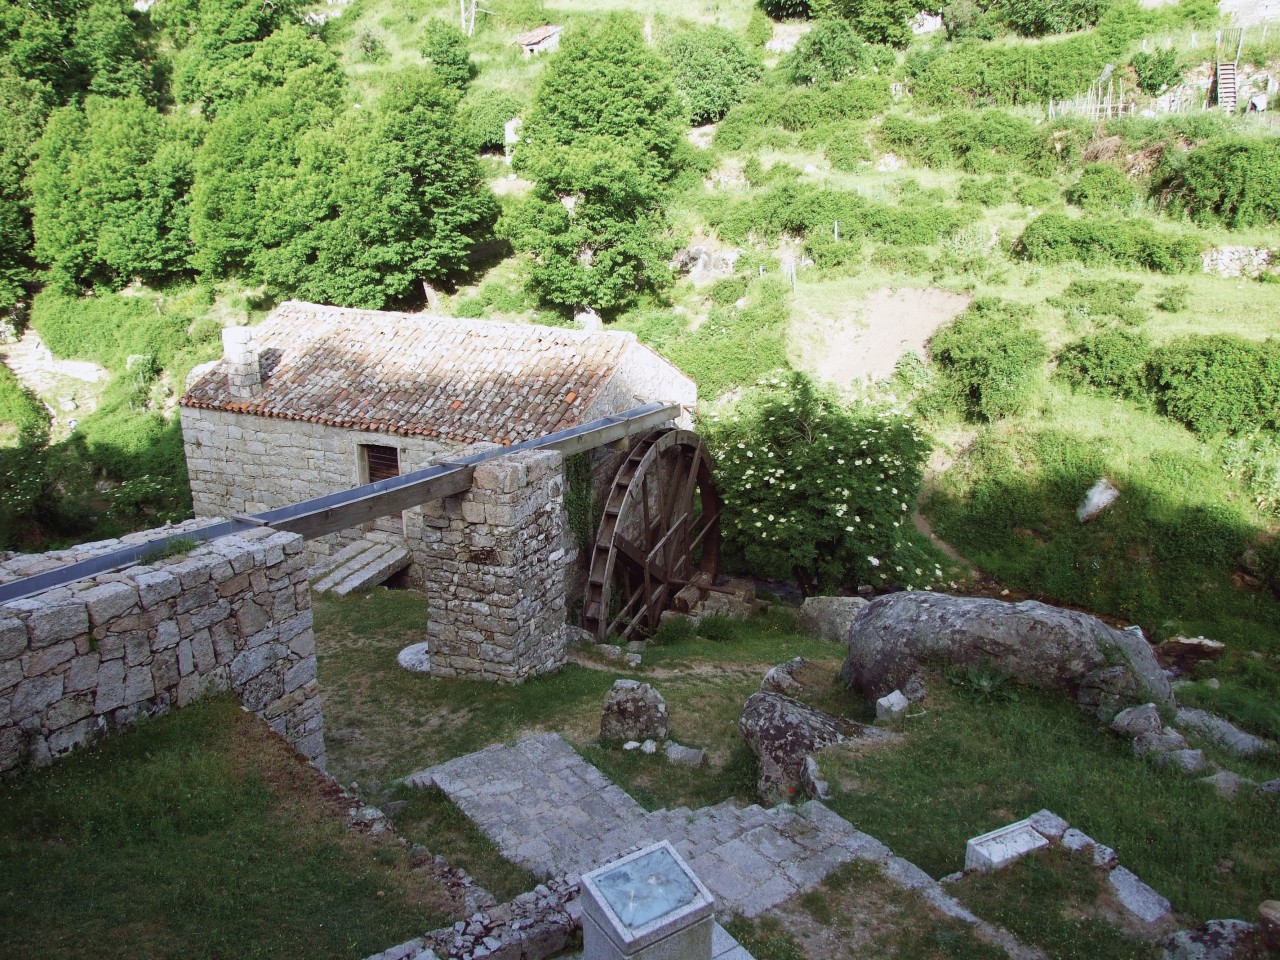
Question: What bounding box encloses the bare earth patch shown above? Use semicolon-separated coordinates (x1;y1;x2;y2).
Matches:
0;329;109;438
791;287;971;387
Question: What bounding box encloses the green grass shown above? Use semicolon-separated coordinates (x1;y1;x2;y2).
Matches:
0;696;456;960
820;684;1280;924
953;849;1158;960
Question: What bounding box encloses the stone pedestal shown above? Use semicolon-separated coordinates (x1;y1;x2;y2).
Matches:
581;841;715;960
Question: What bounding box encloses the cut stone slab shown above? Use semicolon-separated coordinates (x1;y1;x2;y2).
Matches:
1092;844;1119;869
1061;828;1095;852
1108;865;1173;926
1028;809;1069;841
965;820;1050;872
876;690;909;723
1176;707;1274;758
665;742;705;768
1112;703;1163;737
312;541;410;596
397;643;431;674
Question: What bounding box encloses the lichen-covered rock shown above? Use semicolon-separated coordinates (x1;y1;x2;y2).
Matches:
599;679;668;743
738;691;892;803
1162;919;1257;960
1112;703;1163;737
1176;707;1275;758
1134;728;1189;757
761;657;811;694
796;596;867;643
839;592;1171;712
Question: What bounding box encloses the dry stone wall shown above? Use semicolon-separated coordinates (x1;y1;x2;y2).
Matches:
422;450;573;683
0;525;324;774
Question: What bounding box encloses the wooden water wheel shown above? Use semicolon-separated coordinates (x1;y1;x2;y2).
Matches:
583;428;721;642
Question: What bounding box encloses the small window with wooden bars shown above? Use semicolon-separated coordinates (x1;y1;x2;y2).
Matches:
362;444;400;483
360;444;403;535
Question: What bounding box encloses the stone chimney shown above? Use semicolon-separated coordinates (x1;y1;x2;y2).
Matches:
221;326;262;402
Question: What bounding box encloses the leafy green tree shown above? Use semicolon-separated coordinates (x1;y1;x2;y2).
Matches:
261;69;497;308
71;0;151;98
660;25;760;124
420;20;474;92
519;16;685;188
170;0;305;110
1131;48;1181;95
30;97;198;289
0;76;53;308
511;16;684;312
504;140;674;313
840;0;917;47
460;89;525;152
706;372;930;594
189;70;344;278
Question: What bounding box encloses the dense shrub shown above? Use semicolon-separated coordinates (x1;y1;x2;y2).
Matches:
420;20;473;91
760;0;812;18
1015;213;1202;272
1058;329;1153;397
930;298;1048;420
1065;164;1138;211
29;289;190;372
995;0;1108;36
958;176;1012;207
660;25;760;124
706;371;931;593
1175;138;1280;227
877;111;1067;175
1015;179;1060;206
1150;336;1280;435
461;89;524;153
666;280;790;397
1222;432;1280;516
1131;48;1181;95
1050;278;1146;327
822;0;917;46
824;129;873;170
0;364;50;448
781;19;871;83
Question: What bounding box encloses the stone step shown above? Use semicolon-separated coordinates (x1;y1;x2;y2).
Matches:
309;539;377;581
312;541;410;595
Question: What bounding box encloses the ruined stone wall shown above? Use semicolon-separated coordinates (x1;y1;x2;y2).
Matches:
0;526;323;774
422;450;573;683
180;406;455;575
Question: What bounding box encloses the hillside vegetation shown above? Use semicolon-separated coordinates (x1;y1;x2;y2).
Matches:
1;0;1279;734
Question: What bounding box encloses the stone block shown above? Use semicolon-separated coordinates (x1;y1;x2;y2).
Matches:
48;716;96;757
95;659;127;713
22;600;89;648
23;638;76;676
1062;828;1098;852
153;619;181;651
135;570;180;609
1028;809;1070;841
875;690;909;723
230;642;287;687
965;819;1050;872
0;658;22;693
125;666;155;705
152;649;180;691
0;618;26;660
80;582;140;626
65;652;101;692
0;725;26;772
46;692;94;730
236;599;271;637
11;675;64;721
283;657;316;694
124;631;151;667
190;629;216;672
1107;865;1172;926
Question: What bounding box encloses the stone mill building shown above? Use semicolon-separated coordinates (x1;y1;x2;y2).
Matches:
178;300;695;682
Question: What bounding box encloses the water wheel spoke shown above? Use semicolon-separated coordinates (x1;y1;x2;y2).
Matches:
584;428;723;642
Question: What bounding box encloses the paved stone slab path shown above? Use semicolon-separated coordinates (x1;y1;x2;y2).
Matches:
410;733;890;918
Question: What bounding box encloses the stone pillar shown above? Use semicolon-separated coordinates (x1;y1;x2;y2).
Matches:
421;450;572;683
221;326;262;402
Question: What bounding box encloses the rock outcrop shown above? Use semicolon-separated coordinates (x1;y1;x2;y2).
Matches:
839;592;1171;714
796;596;867;643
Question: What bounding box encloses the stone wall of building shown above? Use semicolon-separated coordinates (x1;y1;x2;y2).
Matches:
180;406;455;576
0;526;324;774
422;450;573;683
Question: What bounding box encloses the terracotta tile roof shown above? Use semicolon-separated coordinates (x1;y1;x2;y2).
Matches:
513;24;562;46
180;301;639;445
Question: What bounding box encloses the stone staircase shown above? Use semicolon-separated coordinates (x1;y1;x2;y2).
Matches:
309;539;411;596
407;733;891;918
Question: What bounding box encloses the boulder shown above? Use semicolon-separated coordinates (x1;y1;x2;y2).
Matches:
1163;919;1257;960
1134;728;1189;757
796;596;868;643
1112;703;1163;737
664;742;704;767
600;679;669;743
738;691;889;802
1199;771;1254;799
1077;478;1120;522
761;657;811;695
876;690;909;723
1176;707;1275;758
840;592;1171;711
1158;748;1211;775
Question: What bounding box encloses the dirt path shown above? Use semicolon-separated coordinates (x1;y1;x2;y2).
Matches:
792;287;971;387
0;329;109;438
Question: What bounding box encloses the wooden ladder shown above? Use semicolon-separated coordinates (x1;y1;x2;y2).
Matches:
1216;61;1238;113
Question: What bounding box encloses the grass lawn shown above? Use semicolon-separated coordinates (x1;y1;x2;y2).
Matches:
0;696;457;960
819;682;1280;926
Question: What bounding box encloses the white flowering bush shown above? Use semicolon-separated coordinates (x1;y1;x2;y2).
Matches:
705;372;936;594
